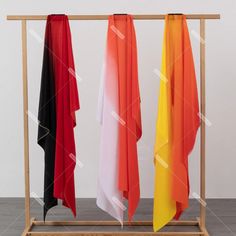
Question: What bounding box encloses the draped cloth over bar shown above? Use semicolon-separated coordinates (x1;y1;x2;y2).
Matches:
97;14;142;224
38;14;80;219
153;14;200;231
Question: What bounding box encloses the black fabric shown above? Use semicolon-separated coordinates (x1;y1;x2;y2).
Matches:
37;21;57;220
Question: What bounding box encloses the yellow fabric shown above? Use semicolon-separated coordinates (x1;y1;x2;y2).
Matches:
153;25;176;232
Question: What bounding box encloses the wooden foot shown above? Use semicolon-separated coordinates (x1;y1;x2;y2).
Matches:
21;218;35;236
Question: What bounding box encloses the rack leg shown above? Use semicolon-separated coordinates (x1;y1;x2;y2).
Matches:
200;19;206;230
21;19;31;228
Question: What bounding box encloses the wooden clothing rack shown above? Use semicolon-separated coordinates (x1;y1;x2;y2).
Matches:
7;13;220;236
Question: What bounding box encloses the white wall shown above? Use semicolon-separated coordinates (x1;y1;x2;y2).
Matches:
0;0;235;198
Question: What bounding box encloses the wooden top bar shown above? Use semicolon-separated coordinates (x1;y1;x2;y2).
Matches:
7;14;220;21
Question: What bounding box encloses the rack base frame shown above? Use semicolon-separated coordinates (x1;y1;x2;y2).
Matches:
22;218;209;236
6;13;220;236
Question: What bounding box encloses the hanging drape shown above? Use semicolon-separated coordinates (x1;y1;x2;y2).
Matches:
38;14;80;219
97;14;142;224
153;14;200;231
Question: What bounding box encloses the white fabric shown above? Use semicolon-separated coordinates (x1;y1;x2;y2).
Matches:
96;55;124;224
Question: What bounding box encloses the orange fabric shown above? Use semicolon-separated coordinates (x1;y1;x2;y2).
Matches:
108;15;142;221
165;14;200;219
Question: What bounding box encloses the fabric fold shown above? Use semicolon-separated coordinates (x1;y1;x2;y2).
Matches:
153;24;176;231
38;16;58;218
153;14;200;231
97;14;142;224
38;14;80;219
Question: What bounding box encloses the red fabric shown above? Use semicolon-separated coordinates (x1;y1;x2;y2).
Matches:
108;15;142;221
48;15;80;217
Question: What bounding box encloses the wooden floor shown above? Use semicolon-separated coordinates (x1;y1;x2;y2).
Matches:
0;199;235;236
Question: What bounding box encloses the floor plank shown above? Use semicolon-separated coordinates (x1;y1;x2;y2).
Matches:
0;199;235;236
